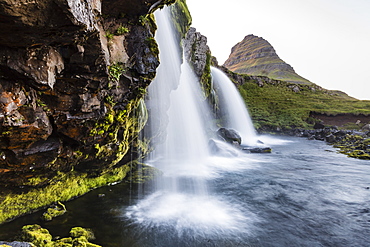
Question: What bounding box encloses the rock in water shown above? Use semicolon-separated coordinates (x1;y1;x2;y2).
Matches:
217;128;242;144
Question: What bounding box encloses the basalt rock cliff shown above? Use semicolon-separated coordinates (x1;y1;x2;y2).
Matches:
224;34;312;85
0;0;194;223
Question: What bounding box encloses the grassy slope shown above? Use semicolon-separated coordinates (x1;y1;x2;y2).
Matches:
235;75;370;130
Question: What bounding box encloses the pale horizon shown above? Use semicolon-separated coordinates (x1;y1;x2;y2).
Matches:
186;0;370;100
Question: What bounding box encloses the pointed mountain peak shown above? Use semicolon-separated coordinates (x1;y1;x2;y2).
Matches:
224;34;312;84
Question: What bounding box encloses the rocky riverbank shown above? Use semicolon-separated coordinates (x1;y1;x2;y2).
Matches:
273;125;370;160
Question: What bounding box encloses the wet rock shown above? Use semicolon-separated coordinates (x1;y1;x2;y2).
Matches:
333;134;370;160
217;128;242;145
242;147;272;153
41;202;67;221
4;46;64;90
184;27;210;79
325;134;336;144
125;25;159;76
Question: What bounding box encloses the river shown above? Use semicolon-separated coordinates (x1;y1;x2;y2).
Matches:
0;135;369;247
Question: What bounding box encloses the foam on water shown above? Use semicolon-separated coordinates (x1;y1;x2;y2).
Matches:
125;191;255;236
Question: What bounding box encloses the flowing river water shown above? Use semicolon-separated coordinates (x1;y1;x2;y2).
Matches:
0;135;370;247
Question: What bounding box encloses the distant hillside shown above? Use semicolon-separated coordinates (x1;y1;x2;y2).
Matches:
217;67;370;131
223;34;312;85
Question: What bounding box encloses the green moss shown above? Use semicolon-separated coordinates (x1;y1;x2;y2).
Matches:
95;98;147;159
19;225;101;247
104;31;114;40
332;134;370;160
54;237;73;247
145;37;159;56
24;176;50;187
70;227;95;240
108;63;125;82
200;52;213;100
125;162;162;183
116;25;129;35
0;90;149;224
21;224;53;247
105;113;114;125
41;201;67;221
0;165;131;224
169;0;192;39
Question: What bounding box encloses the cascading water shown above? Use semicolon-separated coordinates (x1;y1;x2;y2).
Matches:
144;6;213;192
211;67;258;146
126;6;257;239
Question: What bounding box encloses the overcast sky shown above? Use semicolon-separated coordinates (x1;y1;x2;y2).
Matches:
185;0;370;100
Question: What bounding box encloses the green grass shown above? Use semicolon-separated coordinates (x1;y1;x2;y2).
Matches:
237;78;370;130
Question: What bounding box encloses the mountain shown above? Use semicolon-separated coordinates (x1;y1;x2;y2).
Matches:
223;34;312;84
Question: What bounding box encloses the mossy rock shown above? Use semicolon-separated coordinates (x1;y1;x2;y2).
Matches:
21;224;53;247
18;225;101;247
41;202;67;221
55;237;73;247
69;227;95;241
125;162;162;183
332;134;370;159
348;150;370;160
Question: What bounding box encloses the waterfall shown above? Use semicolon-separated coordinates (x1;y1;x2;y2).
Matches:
211;67;258;146
126;6;257;237
144;6;213;191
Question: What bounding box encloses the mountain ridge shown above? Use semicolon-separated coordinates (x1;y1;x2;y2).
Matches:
223;34;312;85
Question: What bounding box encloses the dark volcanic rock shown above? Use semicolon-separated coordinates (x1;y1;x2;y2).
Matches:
0;0;166;190
217;127;242;145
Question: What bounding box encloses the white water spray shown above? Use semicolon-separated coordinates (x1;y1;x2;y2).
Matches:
126;6;258;236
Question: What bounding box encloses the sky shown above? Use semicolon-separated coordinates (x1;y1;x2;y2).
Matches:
185;0;370;100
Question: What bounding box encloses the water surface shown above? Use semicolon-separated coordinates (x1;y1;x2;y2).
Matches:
1;136;369;247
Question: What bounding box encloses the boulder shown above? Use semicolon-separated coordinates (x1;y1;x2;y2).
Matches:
217;128;241;145
325;134;337;144
313;122;325;129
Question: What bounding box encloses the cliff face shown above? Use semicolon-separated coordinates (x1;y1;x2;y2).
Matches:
223;34;312;85
0;0;184;223
183;27;212;99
